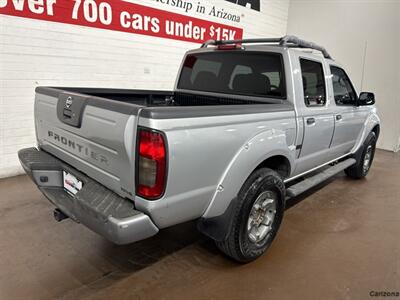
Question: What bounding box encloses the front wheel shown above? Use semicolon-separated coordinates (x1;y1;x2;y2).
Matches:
345;131;377;179
216;168;285;263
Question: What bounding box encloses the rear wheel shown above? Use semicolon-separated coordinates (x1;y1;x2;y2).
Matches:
216;168;285;263
345;132;377;179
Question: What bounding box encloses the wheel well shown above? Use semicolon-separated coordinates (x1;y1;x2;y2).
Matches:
255;155;291;178
372;125;380;138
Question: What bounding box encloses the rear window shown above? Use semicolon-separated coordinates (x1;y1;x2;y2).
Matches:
178;52;286;99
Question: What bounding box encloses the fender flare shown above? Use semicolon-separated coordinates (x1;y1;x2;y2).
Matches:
352;111;380;155
197;129;293;241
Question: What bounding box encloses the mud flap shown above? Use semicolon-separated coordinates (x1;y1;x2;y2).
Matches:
197;197;239;242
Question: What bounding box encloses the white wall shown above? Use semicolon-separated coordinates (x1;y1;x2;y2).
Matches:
287;0;400;152
0;0;290;178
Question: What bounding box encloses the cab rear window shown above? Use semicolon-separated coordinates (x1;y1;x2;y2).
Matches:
177;52;286;99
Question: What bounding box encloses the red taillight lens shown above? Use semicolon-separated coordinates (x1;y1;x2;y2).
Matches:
137;129;167;200
217;44;242;50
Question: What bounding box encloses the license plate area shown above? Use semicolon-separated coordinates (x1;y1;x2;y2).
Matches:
63;171;83;196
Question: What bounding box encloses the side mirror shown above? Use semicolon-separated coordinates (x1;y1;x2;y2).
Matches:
358;92;375;106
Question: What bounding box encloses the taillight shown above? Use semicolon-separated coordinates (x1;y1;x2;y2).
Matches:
217;44;242;50
137;128;167;200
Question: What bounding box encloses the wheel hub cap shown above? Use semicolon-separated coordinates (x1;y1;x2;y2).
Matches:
363;145;373;173
247;191;277;243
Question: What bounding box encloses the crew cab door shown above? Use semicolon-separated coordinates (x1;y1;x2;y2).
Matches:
328;65;369;156
293;55;335;175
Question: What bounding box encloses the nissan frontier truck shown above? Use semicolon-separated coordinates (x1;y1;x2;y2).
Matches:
19;36;380;262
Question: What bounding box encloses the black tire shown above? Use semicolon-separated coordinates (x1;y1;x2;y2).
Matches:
345;131;377;179
216;168;285;263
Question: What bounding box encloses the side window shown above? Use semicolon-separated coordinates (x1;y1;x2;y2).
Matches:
330;66;357;105
300;59;326;107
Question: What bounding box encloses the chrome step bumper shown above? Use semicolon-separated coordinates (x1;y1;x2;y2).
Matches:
18;147;159;245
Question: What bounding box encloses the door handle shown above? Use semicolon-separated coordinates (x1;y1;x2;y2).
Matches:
306;118;316;125
336;115;342;121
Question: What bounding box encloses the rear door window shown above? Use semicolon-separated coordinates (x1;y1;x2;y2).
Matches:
300;59;326;107
178;52;286;99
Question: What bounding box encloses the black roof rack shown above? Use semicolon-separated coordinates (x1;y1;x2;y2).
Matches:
201;35;332;59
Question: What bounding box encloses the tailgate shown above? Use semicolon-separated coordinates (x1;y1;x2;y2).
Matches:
34;88;142;200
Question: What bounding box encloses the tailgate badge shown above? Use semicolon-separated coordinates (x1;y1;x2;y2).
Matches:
65;97;73;108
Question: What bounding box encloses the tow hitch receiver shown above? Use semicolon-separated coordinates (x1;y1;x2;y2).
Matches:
54;208;69;222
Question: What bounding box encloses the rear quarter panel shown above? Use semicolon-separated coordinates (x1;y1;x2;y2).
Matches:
135;108;296;228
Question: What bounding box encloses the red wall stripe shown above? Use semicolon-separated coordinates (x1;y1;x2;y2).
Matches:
0;0;243;43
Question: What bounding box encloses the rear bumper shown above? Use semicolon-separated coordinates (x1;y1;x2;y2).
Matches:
18;147;159;245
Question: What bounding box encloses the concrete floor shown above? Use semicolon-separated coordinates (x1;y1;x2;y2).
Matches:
0;149;399;300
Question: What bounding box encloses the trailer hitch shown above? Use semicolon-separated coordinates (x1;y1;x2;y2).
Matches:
53;208;69;222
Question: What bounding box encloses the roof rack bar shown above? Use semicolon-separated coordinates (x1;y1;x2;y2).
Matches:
280;35;331;59
201;38;282;48
201;35;332;59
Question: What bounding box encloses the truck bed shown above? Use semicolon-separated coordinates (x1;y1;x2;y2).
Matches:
36;87;283;107
34;86;293;203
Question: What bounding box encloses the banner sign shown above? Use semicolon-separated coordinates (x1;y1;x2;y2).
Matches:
225;0;260;12
0;0;243;44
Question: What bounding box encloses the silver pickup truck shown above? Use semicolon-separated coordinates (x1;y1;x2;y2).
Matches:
19;36;380;262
